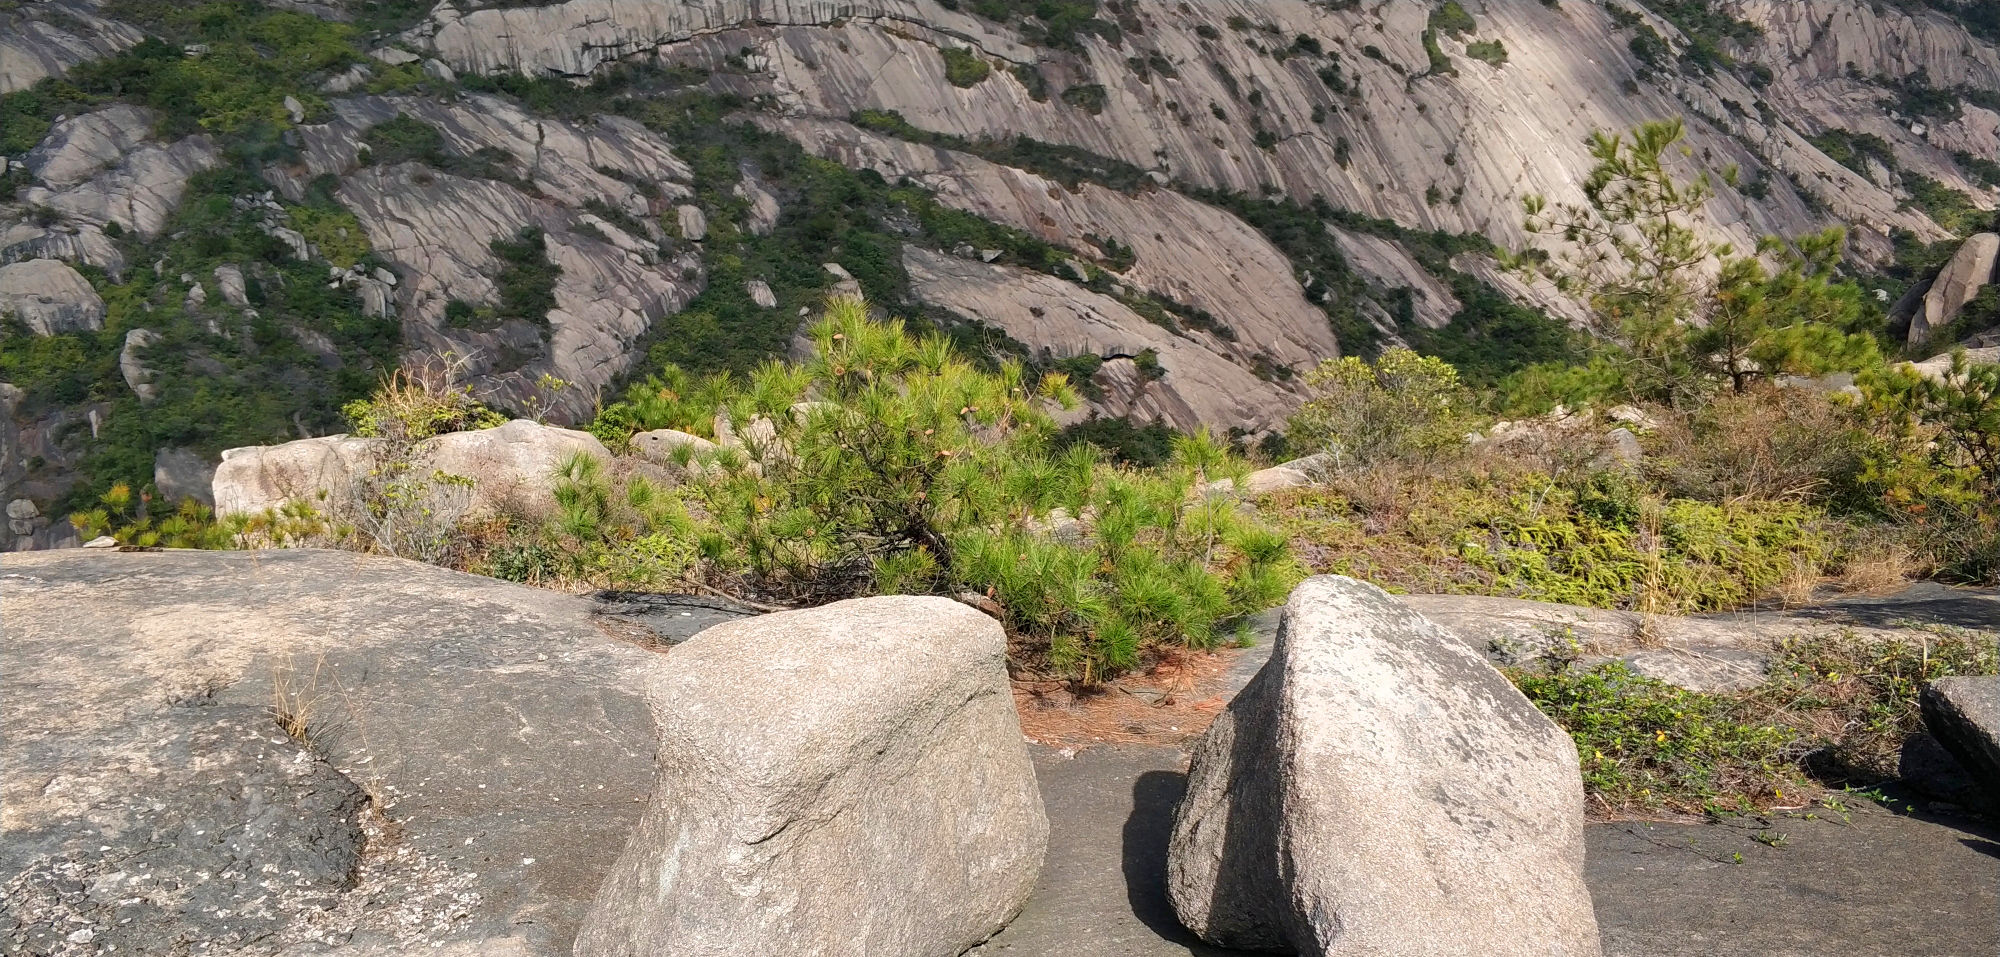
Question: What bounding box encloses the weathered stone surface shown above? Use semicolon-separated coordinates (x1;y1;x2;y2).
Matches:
0;548;683;955
21;105;156;190
1167;575;1600;956
1916;233;2000;343
152;446;216;506
274;95;702;422
746;278;778;308
1922;677;2000;808
0;259;104;335
214;420;609;519
422;419;613;518
676;204;708;240
212;433;382;517
574;596;1047;957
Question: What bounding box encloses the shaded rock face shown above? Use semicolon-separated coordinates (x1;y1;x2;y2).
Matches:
1167;576;1600;956
0;259;105;335
1922;677;2000;810
422;419;614;518
0;548;675;955
153;446;216;506
574;596;1048;957
1916;233;1999;344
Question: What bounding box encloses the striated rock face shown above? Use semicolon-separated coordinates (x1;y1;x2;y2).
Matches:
408;0;1989;262
904;247;1295;431
282;94;704;422
0;0;143;93
15;127;220;240
1168;575;1599;955
1917;233;2000;343
574;596;1047;957
0;259;105;336
1332;226;1461;331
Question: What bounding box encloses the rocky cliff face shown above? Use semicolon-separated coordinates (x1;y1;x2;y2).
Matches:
3;0;1998;541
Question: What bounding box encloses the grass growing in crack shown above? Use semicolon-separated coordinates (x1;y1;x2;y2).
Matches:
1513;626;2000;815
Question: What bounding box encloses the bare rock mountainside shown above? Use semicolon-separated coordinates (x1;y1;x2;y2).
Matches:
4;0;2000;539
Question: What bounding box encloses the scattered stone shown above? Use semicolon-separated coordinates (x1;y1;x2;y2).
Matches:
184;282;207;309
0;259;105;335
676;204;708;241
118;329;162;403
79;535;118;548
283;94;305;124
1168;576;1601;956
1606;426;1643;465
213;264;248;307
746;279;778;308
574;596;1047;957
421;57;456;82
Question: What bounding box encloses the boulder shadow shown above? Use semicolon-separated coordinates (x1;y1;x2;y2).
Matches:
1122;770;1255;955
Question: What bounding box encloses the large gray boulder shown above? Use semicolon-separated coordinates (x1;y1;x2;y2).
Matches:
1922;677;2000;809
0;548;743;956
574;596;1047;957
1167;576;1601;956
212;433;382;517
0;259;104;336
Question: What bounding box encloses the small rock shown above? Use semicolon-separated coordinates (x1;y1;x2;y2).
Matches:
421;58;456;82
82;536;119;548
213;265;248;307
282;95;304;124
746;279;777;309
676;205;708;241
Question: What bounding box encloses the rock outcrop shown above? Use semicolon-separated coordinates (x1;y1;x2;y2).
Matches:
213;420;610;520
1916;233;1999;344
0;548;707;955
279;94;705;422
0;259;105;335
574;596;1047;957
152;447;216;506
1167;575;1600;956
904;247;1297;431
0;0;143;93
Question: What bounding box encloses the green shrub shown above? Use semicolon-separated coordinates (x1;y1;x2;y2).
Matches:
941;47;993;87
1429;1;1478;36
592;300;1298;679
1464;39;1509;66
342;363;506;441
1287;350;1478;469
1513;663;1801;813
1061;83;1109;114
71;483;239;549
489;226;561;332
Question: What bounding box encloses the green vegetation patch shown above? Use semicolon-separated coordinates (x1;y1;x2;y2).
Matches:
940;47;992;87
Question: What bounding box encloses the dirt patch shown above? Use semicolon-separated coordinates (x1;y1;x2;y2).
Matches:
1011;647;1249;749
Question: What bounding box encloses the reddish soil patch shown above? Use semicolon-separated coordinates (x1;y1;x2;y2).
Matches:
1011;647;1249;749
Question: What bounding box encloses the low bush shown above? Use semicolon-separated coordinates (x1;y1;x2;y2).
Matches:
585;299;1299;679
1287;349;1478;470
1515;624;1999;814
